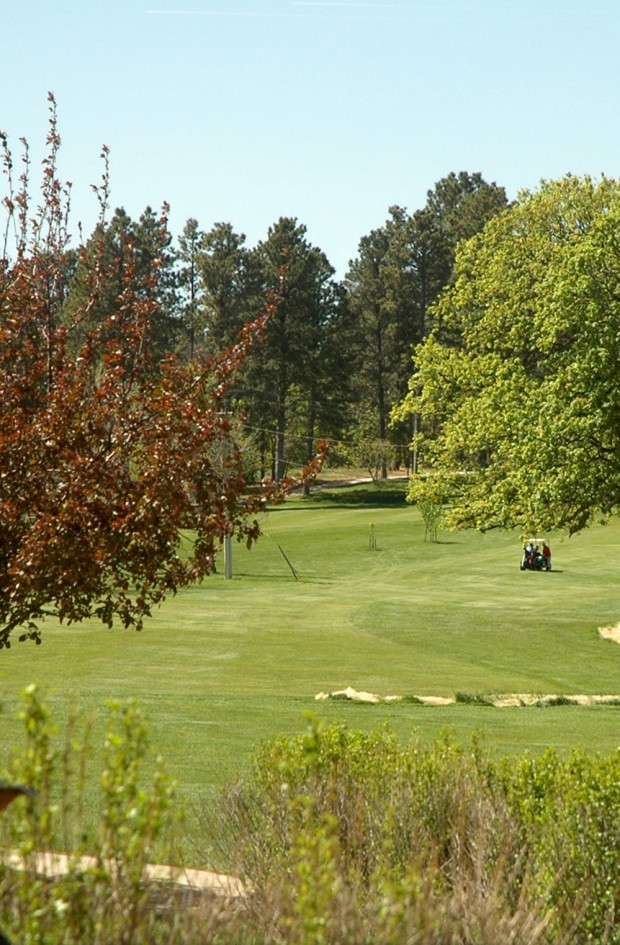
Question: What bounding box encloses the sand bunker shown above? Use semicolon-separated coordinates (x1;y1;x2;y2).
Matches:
315;686;382;704
314;687;453;705
599;622;620;644
3;850;246;898
316;628;620;708
315;687;620;707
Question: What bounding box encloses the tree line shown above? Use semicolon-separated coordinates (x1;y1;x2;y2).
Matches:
63;172;509;482
82;170;620;539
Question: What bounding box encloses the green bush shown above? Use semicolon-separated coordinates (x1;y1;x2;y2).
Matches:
455;691;495;706
214;718;620;944
499;748;620;943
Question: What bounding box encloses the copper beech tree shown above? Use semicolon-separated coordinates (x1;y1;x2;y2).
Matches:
0;97;322;648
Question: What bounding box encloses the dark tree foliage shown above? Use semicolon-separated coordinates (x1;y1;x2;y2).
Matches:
251;217;347;482
176;217;204;359
196;221;262;357
62;204;180;365
345;172;508;474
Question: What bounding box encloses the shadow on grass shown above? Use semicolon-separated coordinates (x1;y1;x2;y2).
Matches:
519;569;565;574
308;481;409;508
234;569;332;585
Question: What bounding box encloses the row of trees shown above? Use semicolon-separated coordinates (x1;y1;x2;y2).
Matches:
60;168;620;540
62;173;509;482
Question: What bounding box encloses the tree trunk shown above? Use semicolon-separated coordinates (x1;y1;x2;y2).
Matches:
303;402;316;496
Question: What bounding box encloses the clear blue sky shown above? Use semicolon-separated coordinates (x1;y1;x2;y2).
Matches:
2;0;619;276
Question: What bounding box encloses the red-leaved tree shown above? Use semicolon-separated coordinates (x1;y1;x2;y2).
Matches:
0;95;322;648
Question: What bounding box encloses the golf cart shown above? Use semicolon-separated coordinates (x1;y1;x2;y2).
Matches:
520;539;551;571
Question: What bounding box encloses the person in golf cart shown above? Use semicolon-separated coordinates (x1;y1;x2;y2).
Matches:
520;539;551;571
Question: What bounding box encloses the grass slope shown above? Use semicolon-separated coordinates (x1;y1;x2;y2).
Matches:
1;480;619;815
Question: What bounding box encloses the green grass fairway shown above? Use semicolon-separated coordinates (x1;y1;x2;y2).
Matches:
1;481;619;816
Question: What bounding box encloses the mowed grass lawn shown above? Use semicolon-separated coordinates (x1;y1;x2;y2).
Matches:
1;480;619;815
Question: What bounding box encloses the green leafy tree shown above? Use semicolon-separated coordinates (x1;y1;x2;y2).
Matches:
408;474;450;541
396;174;620;535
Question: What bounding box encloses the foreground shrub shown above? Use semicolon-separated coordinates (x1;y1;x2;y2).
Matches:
3;695;620;943
499;748;620;944
0;686;198;945
214;717;620;945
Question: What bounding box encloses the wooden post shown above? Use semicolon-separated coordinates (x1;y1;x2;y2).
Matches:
224;534;233;579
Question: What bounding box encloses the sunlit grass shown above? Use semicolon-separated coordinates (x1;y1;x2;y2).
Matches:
1;480;619;819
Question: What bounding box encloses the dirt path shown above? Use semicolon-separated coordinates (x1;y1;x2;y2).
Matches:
3;850;246;898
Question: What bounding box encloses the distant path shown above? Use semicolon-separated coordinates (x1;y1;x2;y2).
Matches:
4;850;246;898
310;471;409;489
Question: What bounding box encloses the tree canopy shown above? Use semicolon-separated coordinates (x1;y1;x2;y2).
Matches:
0;99;322;648
395;175;620;535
